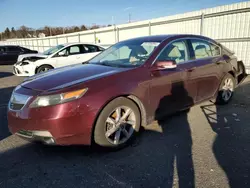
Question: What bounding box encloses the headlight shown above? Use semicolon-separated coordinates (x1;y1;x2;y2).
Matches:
29;88;88;108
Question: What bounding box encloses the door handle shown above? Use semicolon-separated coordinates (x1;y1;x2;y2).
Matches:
186;67;197;72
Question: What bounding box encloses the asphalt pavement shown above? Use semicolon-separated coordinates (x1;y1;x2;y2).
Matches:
0;65;250;188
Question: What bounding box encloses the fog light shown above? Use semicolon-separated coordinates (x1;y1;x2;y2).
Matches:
32;131;53;137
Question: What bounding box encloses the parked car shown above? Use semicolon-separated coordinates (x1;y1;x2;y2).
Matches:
8;34;246;148
13;43;105;76
0;45;38;65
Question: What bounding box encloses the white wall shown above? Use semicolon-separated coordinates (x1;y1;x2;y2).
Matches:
3;1;250;72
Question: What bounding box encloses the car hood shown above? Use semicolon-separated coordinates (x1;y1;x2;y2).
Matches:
21;64;130;91
18;53;48;62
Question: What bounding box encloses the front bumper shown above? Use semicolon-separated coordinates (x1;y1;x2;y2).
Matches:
8;85;98;146
13;62;36;77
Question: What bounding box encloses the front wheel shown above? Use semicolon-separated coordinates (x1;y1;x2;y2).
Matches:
216;73;236;105
37;65;53;74
94;97;141;148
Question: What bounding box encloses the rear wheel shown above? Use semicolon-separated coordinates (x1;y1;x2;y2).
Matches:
37;65;53;73
94;97;141;148
216;73;236;105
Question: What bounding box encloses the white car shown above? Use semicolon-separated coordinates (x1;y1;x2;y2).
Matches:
13;43;105;76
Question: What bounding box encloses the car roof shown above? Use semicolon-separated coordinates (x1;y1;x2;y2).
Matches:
62;42;103;47
121;34;216;44
0;45;20;47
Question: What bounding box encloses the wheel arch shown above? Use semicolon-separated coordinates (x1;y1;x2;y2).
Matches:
90;94;147;144
35;64;54;73
228;70;235;78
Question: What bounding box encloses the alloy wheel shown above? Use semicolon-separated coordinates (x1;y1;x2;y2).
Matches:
40;67;50;72
105;106;136;145
221;78;234;101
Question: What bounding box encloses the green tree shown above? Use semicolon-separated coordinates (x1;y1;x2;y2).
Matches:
10;27;16;38
80;25;87;31
4;27;10;39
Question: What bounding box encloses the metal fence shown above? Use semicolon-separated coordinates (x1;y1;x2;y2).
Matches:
3;1;250;73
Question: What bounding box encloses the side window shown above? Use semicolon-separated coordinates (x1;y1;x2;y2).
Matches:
191;39;212;59
157;40;189;64
58;48;68;56
98;46;105;51
69;45;80;55
6;46;21;52
83;45;100;53
210;43;221;56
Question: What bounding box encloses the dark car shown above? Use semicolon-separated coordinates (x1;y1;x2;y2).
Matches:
8;34;246;148
0;45;38;65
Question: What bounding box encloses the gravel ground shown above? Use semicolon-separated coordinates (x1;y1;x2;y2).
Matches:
0;65;250;188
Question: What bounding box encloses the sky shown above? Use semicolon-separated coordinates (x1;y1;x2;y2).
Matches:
0;0;246;31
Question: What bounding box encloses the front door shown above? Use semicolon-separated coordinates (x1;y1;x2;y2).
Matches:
54;45;84;68
149;39;197;120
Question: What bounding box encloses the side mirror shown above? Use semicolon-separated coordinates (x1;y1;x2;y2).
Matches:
58;51;67;57
152;60;177;71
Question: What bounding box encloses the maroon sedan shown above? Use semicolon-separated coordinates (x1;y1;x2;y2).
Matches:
8;34;246;148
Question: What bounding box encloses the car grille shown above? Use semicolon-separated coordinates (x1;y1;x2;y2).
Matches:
9;93;30;111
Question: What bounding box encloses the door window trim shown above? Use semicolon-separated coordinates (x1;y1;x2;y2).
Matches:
189;38;222;60
151;37;222;66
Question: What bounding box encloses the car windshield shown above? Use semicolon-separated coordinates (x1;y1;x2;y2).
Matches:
89;40;160;67
43;45;65;55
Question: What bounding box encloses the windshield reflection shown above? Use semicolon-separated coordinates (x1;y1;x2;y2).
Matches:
89;40;160;68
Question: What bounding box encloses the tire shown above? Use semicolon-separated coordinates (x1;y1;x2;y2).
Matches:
94;97;141;148
216;73;236;105
37;65;53;73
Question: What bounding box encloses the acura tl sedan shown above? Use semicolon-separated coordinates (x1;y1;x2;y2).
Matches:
8;34;246;148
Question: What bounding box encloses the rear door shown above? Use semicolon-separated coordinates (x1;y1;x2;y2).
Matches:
188;38;223;102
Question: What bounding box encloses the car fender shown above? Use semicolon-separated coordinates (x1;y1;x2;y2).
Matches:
34;58;57;69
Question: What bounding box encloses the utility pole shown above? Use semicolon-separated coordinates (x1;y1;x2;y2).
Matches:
49;27;52;36
128;13;131;23
112;16;114;26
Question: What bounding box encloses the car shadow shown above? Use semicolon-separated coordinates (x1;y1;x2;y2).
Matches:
200;82;250;188
0;81;196;188
0;72;13;78
0;87;15;141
